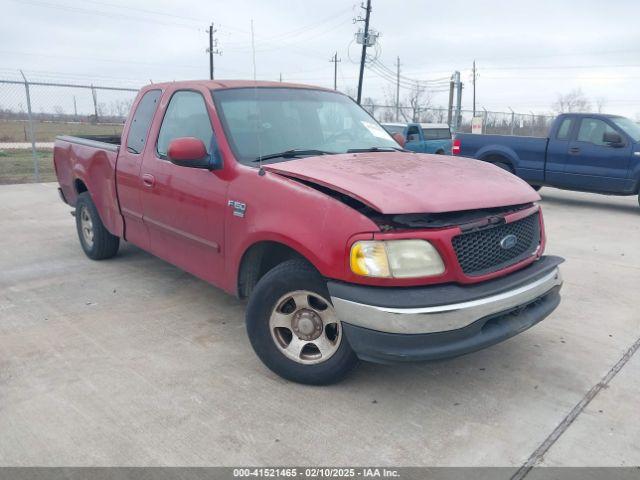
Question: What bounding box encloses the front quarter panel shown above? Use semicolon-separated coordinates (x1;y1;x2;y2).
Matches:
222;166;380;294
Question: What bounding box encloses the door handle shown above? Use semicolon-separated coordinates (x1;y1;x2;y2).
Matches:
568;147;580;155
142;173;155;187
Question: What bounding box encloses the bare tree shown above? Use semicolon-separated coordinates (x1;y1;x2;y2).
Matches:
595;96;607;114
400;84;432;123
551;88;592;113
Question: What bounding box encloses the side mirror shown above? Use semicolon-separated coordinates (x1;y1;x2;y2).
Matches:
392;132;406;147
603;131;624;147
168;137;221;169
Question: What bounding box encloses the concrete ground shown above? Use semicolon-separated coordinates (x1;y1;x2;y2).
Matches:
0;183;639;467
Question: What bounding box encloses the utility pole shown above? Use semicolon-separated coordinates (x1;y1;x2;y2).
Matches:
451;71;462;133
330;52;341;90
207;23;221;79
472;60;477;117
355;0;372;104
447;74;455;127
395;56;400;121
279;73;282;82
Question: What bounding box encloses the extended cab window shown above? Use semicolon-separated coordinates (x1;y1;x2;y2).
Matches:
577;118;618;147
422;128;451;140
157;91;214;158
556;118;573;140
126;89;161;154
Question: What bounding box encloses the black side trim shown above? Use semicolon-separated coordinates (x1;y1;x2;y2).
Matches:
328;255;564;309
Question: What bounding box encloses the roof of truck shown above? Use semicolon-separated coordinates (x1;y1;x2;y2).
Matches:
142;79;333;91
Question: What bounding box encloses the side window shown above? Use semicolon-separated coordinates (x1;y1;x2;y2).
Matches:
126;89;161;154
157;91;214;158
406;125;420;142
556;118;573;140
422;128;451;140
577;118;617;147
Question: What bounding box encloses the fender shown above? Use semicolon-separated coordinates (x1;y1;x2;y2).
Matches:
69;146;124;238
476;144;520;170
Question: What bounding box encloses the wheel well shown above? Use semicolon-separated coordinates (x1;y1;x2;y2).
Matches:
435;149;445;155
237;241;311;299
482;154;514;172
74;179;88;194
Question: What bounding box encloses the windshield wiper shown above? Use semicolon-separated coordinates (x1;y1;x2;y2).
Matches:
346;146;405;153
253;149;334;162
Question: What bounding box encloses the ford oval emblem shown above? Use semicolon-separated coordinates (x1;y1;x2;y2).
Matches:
500;234;518;250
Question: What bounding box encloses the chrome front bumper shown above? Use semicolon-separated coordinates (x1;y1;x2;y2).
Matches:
331;267;562;335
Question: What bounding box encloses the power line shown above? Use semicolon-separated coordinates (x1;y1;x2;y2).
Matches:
13;0;202;30
366;62;450;91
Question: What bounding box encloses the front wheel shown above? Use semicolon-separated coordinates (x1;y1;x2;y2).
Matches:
75;192;120;260
246;260;358;385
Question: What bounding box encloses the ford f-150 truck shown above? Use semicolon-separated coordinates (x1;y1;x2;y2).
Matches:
382;122;452;154
54;80;563;385
453;113;640;205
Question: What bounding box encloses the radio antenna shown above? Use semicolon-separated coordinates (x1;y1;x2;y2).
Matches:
251;19;265;174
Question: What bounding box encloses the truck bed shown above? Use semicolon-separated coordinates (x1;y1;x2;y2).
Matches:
454;132;549;183
54;134;124;237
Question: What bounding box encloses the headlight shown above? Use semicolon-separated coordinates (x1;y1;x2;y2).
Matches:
350;239;445;278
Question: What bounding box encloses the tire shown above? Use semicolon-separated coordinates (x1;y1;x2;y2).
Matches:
75;192;120;260
246;260;359;385
435;150;445;155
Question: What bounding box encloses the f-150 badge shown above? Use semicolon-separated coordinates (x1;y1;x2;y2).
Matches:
228;200;246;218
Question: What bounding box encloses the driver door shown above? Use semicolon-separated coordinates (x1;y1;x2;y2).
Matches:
140;88;227;284
404;124;424;152
563;117;632;192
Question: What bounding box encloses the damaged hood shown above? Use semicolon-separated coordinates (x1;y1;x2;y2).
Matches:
264;152;540;214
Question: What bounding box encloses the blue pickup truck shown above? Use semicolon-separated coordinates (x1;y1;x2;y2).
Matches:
453;113;640;206
382;122;452;154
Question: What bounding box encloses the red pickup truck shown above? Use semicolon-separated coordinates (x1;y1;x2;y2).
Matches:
54;80;563;385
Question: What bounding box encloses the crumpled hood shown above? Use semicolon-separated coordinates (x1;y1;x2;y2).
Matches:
264;152;540;214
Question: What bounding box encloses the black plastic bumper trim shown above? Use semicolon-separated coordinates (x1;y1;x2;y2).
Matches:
343;286;561;364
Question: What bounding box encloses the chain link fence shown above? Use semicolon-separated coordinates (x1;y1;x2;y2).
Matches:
362;104;555;138
1;76;556;184
0;76;137;184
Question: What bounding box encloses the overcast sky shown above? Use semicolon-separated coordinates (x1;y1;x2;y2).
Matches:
1;0;640;117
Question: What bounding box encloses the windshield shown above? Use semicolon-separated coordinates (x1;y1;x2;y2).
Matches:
212;87;399;164
610;116;640;142
383;124;405;135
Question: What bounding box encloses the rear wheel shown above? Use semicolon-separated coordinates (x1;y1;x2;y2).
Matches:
246;260;358;385
75;192;120;260
493;161;514;173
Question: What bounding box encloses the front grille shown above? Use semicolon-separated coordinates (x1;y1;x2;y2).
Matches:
452;212;540;276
